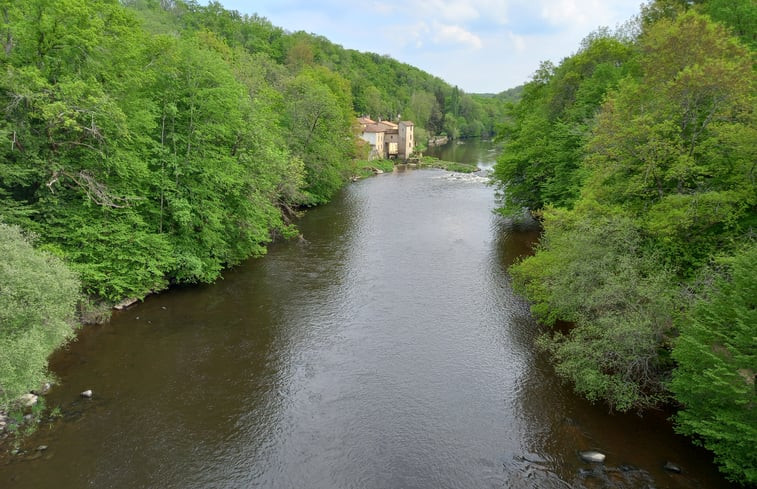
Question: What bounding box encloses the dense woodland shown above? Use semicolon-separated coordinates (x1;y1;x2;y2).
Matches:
0;0;507;412
492;0;755;483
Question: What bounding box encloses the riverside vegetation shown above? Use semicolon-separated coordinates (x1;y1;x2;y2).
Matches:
0;1;505;418
492;0;755;484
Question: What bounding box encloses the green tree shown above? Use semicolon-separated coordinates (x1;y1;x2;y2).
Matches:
0;223;80;410
584;11;756;270
284;67;356;204
511;207;678;411
493;32;635;215
670;245;757;484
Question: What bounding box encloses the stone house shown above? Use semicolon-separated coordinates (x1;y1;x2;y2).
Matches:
358;116;414;160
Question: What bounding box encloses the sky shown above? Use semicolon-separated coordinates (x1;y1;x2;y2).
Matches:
210;0;642;94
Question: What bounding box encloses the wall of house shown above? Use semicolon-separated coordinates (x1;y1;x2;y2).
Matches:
360;131;385;159
399;122;414;159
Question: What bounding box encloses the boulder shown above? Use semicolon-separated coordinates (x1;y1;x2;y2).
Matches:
80;389;93;398
114;298;138;310
33;382;52;395
18;393;38;408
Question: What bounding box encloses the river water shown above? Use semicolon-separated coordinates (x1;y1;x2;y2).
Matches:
0;140;733;488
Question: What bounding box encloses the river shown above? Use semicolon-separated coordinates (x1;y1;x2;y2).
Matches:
0;139;733;488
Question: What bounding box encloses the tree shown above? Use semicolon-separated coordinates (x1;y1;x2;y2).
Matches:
670;245;757;484
493;33;635;215
0;223;80;410
510;208;678;411
584;11;756;270
284;67;356;204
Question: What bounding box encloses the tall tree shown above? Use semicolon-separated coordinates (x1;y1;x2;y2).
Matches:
670;245;757;484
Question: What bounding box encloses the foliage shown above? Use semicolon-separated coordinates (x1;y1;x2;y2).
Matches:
148;1;509;140
353;159;395;178
0;224;80;410
0;0;315;299
283;67;356;205
495;0;756;479
670;244;757;484
511;208;677;411
493;31;636;214
584;11;756;271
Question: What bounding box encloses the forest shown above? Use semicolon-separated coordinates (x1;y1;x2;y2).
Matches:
492;0;755;483
0;0;506;414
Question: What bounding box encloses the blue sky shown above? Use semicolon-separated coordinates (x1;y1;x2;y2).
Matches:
209;0;641;93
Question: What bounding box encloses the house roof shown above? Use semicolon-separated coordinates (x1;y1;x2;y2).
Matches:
362;124;385;133
378;120;398;129
358;116;376;124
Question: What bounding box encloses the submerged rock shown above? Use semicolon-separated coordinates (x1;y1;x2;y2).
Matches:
580;450;607;463
80;389;93;398
664;461;682;473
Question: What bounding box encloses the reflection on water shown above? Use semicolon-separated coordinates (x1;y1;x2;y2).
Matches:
425;138;502;170
0;143;733;489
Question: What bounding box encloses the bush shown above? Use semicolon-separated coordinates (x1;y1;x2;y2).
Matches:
511;208;678;411
0;224;81;410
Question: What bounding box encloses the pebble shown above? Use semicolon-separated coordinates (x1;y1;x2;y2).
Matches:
37;445;48;451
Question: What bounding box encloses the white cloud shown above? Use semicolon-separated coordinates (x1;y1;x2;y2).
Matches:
432;21;483;49
389;20;481;50
399;0;512;24
538;0;632;29
410;0;482;22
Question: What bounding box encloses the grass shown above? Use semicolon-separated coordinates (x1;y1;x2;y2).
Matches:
352;159;396;179
417;156;479;173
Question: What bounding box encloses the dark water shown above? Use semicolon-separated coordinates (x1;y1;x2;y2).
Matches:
0;140;733;488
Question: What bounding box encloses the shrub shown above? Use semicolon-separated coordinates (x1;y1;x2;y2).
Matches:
0;224;81;410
